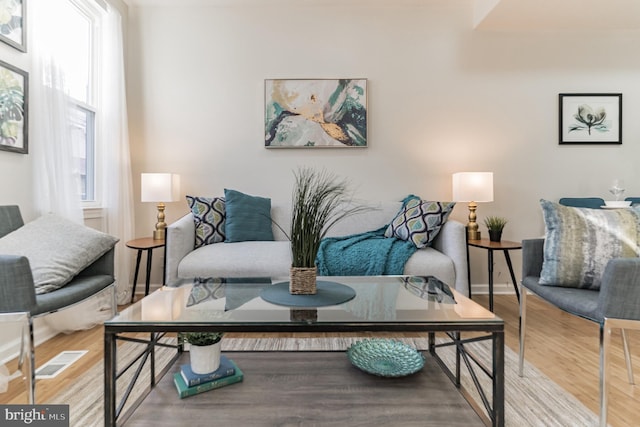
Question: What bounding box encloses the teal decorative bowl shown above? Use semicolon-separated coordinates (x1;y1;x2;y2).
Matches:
347;339;425;377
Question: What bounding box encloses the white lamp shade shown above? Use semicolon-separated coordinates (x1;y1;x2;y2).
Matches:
141;173;181;202
452;172;494;202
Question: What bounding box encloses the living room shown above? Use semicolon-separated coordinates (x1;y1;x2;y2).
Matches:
1;0;639;425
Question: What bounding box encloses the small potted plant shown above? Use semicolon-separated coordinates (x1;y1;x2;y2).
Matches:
484;216;508;242
183;332;224;374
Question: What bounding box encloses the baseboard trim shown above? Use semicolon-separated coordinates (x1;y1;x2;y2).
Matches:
471;282;517;295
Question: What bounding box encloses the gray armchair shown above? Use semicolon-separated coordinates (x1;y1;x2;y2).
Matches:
0;205;117;403
519;238;640;427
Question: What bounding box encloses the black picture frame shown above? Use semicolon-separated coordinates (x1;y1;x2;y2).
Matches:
0;59;28;154
0;0;26;52
559;93;622;145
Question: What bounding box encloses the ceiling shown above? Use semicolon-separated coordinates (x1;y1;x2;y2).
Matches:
474;0;640;30
122;0;640;31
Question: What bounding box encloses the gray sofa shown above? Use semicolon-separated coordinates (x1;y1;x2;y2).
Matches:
0;205;117;403
166;200;469;295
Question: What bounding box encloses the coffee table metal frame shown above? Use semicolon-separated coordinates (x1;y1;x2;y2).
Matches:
104;276;504;427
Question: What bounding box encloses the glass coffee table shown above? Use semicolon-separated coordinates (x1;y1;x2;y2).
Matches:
104;276;504;426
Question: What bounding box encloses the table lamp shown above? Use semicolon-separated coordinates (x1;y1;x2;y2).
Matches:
141;173;180;240
452;172;493;241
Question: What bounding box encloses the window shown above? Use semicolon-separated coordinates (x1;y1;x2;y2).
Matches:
54;0;102;202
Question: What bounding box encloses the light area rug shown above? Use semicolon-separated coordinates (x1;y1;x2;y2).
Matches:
50;336;598;427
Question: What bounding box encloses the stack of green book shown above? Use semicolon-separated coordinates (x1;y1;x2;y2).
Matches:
173;356;243;398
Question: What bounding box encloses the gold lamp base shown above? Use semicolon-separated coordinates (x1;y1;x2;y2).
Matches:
467;229;481;241
466;201;481;241
153;202;167;241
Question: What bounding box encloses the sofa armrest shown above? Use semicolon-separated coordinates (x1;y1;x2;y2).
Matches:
0;255;37;313
596;258;640;321
432;220;469;296
77;247;115;277
522;238;544;279
165;213;196;284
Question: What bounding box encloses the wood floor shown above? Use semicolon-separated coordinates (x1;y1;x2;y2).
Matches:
1;294;638;426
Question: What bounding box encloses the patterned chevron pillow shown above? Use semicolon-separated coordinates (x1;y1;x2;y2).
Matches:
186;195;226;248
539;199;640;290
384;197;456;249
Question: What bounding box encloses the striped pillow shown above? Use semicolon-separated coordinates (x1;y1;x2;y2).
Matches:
539;199;640;290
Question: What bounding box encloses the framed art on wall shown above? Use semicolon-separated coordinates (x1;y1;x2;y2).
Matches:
559;93;622;145
0;0;26;52
265;78;367;148
0;59;28;154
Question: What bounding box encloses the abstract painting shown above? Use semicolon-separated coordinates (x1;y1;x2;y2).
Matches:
0;59;28;154
559;93;622;145
265;79;367;148
0;0;25;52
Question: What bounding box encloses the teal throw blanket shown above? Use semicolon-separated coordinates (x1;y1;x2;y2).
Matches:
315;226;417;276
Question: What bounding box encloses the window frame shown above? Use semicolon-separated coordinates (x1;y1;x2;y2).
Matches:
65;0;104;208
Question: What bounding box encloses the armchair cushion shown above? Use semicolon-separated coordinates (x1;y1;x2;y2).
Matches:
0;214;119;294
539;199;640;290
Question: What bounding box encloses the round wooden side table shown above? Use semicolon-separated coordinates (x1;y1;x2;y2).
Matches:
126;237;165;303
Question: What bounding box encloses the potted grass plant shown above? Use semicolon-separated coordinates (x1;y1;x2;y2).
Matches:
484;216;508;242
183;332;224;374
289;167;366;294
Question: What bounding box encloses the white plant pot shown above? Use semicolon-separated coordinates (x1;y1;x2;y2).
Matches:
189;341;222;374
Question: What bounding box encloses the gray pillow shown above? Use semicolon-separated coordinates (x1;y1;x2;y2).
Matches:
539;199;640;290
0;214;119;294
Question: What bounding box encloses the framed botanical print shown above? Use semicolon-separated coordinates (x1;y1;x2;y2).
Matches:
0;0;26;52
0;59;28;154
559;93;622;145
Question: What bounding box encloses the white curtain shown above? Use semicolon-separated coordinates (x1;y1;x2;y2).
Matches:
99;6;136;305
31;0;83;223
32;1;135;333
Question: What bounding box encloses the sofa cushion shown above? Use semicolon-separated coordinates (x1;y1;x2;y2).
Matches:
178;241;291;279
186;195;226;248
539;199;640;290
384;197;456;249
224;189;274;242
0;214;119;294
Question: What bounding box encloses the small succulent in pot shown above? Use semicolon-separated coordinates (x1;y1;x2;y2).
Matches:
484;216;508;242
483;216;508;232
183;332;224;346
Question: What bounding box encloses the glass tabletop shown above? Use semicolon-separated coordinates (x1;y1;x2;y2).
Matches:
107;276;501;330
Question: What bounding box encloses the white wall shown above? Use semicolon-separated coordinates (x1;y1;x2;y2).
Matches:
126;0;640;289
0;19;33;220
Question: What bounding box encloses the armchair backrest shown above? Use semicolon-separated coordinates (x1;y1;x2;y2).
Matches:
558;197;605;209
0;205;24;238
625;197;640;207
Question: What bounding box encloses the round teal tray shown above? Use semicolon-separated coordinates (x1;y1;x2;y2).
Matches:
347;339;425;377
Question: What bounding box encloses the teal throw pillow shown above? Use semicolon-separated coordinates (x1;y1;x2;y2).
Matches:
224;189;274;242
384;197;456;249
539;199;640;290
186;195;226;248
